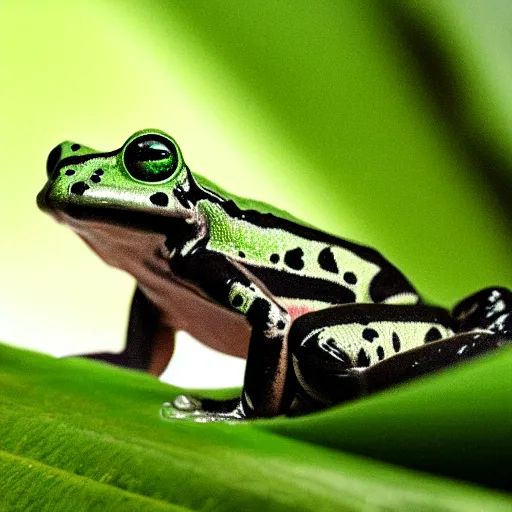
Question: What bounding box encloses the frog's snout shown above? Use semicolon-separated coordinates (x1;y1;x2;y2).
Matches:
39;140;99;213
46;144;62;178
38;143;65;213
46;141;93;179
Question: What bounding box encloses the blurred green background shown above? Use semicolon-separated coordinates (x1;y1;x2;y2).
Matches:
1;1;512;387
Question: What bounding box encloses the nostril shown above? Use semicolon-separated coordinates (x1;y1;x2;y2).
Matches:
46;145;62;178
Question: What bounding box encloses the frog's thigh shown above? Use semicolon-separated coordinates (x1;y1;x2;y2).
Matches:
359;331;512;396
288;304;454;407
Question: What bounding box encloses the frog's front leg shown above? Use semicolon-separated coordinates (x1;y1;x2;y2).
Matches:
75;286;176;376
163;246;291;421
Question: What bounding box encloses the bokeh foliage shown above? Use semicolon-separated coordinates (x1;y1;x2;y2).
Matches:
144;0;512;304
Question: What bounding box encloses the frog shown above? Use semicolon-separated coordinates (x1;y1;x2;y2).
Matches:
37;129;512;421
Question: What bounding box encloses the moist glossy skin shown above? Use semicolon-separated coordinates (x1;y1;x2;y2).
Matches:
38;130;512;421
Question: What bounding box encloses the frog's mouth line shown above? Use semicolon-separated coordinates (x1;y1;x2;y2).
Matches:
37;186;194;236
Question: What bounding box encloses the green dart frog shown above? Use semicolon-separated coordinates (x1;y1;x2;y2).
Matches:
38;129;512;421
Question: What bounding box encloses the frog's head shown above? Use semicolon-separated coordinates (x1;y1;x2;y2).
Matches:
38;129;194;230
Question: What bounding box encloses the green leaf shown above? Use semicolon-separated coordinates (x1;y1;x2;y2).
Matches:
1;342;511;510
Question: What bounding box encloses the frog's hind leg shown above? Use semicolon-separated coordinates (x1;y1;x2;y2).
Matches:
358;286;512;394
357;330;512;397
288;301;512;414
74;287;176;376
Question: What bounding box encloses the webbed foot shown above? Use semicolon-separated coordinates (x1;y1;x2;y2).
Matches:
160;394;245;423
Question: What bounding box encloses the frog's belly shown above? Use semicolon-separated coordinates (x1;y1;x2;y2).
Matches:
67;217;253;359
142;279;325;358
68;217;320;360
140;277;252;359
142;281;323;359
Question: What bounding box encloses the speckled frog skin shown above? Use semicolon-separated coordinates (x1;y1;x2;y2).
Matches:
38;129;512;421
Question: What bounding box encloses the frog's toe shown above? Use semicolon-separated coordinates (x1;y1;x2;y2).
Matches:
159;402;195;421
172;394;203;412
160;397;246;423
159;395;204;421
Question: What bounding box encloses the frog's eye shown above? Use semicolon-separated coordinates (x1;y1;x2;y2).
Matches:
123;135;179;183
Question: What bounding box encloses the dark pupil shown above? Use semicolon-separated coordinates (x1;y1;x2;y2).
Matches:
124;137;177;182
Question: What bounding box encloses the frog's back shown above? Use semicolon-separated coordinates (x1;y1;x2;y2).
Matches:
194;174;313;227
195;175;420;321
